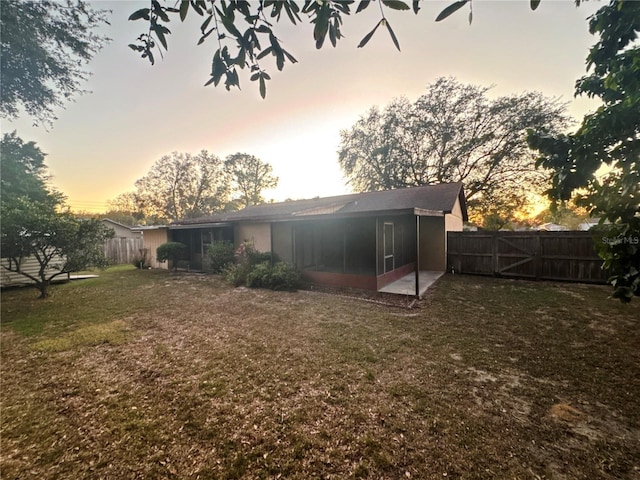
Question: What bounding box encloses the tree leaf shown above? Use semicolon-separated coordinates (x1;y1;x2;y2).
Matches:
154;26;168;50
381;1;410;11
128;8;150;21
412;0;420;14
435;0;469;22
357;19;383;48
385;20;401;51
356;1;371;13
314;3;330;49
530;0;541;10
179;0;189;21
259;75;266;99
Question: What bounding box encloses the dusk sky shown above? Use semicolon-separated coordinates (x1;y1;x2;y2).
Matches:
5;0;603;212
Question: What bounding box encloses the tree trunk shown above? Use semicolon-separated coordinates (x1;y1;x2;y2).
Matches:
37;279;50;299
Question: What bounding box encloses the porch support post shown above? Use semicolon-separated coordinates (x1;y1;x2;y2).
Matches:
415;215;420;298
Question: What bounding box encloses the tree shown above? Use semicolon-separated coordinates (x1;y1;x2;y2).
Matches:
225;153;278;207
134;150;230;222
0;131;60;206
338;78;569;221
528;0;639;302
127;1;552;98
0;0;110;127
1;199;112;298
104;192;146;226
1;134;112;298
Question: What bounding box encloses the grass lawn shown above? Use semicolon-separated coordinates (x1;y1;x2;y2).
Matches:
1;266;639;479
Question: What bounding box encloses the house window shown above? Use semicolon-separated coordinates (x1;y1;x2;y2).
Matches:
384;222;394;273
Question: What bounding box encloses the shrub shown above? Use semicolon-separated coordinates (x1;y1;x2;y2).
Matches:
246;261;300;291
131;249;150;269
268;261;301;291
207;241;235;273
156;242;188;272
223;263;248;287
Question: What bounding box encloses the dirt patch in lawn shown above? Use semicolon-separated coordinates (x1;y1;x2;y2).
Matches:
2;269;639;479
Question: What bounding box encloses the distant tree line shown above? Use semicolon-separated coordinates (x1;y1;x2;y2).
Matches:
105;152;278;225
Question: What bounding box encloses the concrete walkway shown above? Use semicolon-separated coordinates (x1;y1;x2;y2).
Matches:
378;271;444;297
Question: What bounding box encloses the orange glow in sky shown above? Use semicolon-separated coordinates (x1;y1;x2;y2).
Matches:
4;1;603;213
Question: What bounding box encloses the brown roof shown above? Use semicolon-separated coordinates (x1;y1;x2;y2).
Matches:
172;182;467;226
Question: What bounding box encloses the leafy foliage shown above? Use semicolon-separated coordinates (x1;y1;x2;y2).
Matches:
528;0;640;302
134;151;230;222
225;153;278;207
246;261;301;291
338;78;569;222
1;133;112;298
156;242;188;271
1;198;112;298
222;241;298;290
0;131;61;206
0;0;110;127
207;241;235;273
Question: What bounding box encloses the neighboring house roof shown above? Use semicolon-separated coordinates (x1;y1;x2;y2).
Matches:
535;222;569;231
172;183;467;227
102;218;143;236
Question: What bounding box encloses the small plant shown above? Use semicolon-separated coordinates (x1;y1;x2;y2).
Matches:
131;248;150;269
156;242;188;272
207;241;235;273
223;263;247;287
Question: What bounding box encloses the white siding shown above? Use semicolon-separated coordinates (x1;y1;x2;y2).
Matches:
142;228;169;269
445;197;464;232
1;254;67;287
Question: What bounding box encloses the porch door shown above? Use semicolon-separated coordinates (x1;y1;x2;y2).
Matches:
383;222;394;273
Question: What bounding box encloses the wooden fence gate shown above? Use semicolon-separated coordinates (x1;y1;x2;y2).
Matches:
447;231;608;284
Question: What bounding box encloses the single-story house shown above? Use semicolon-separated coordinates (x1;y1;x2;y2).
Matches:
102;218;143;239
142;183;467;296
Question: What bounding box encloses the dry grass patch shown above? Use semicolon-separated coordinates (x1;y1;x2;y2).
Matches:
1;267;639;479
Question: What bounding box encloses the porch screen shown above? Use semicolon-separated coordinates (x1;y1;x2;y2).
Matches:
384;222;394;273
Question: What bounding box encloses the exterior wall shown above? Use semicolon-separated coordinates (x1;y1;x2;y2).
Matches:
272;223;293;264
142;228;169;269
445;197;464;232
302;270;378;291
1;254;68;287
419;216;446;271
376;262;415;290
235;222;272;252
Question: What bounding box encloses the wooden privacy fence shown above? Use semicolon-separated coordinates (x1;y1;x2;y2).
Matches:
447;231;608;284
103;237;144;265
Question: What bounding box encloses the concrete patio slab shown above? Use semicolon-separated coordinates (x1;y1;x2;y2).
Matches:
378;271;444;297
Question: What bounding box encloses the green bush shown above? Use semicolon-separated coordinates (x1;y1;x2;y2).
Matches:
156;242;188;271
246;261;300;291
223;263;248;287
222;241;298;291
207;241;235;273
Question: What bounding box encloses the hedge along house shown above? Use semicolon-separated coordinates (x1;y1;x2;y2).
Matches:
146;183;467;296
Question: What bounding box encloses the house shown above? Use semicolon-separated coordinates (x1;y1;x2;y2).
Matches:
102;218;142;239
142;183;467;296
534;222;569;232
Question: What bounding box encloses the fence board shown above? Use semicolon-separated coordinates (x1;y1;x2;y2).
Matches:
447;231;608;284
103;237;144;265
